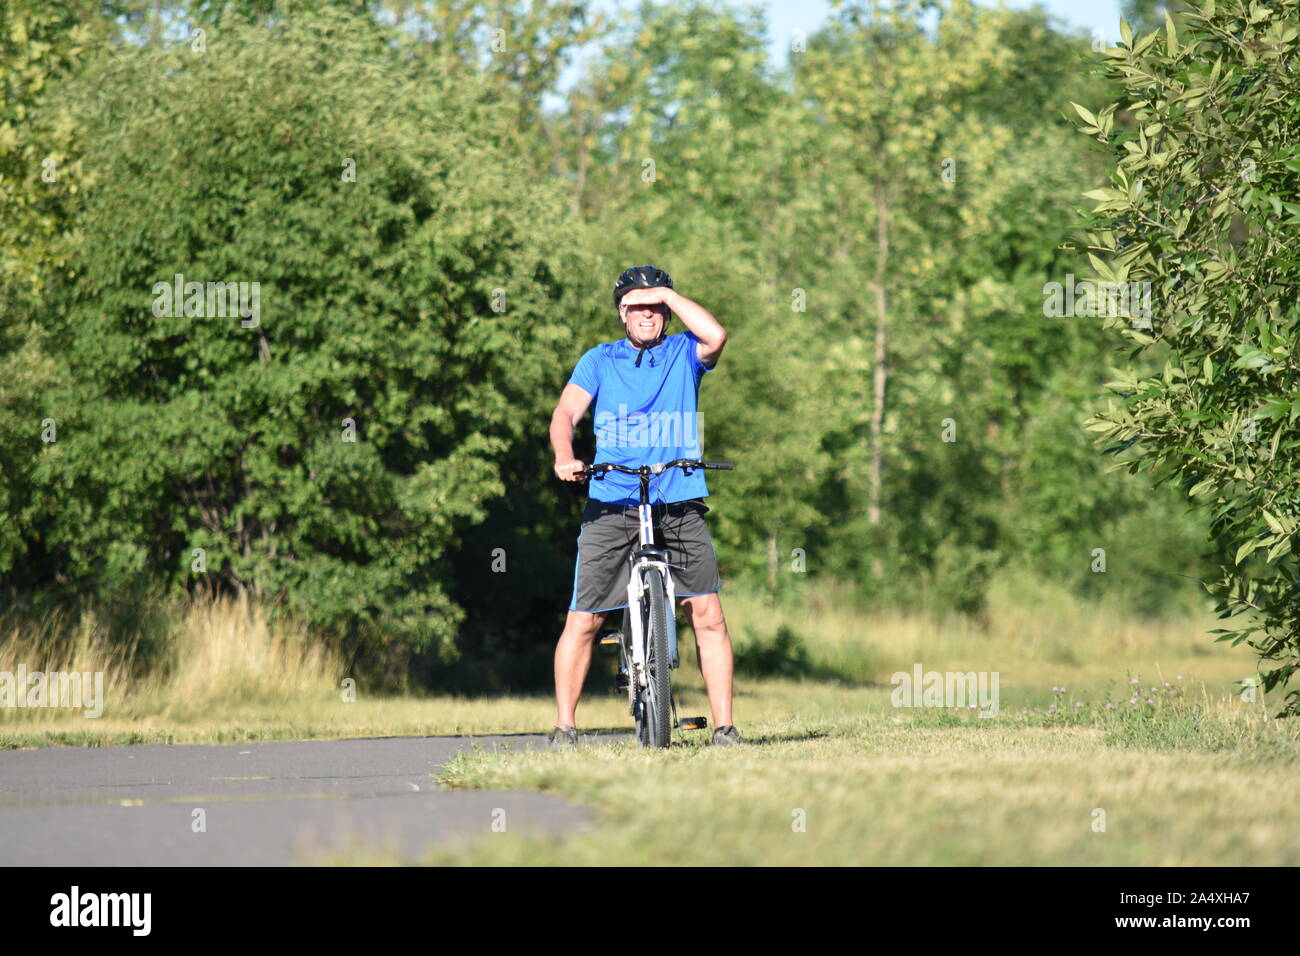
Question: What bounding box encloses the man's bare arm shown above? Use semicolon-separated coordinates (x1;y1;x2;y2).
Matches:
620;286;727;367
551;383;594;481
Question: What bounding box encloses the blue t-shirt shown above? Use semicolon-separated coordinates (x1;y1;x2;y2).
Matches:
567;330;713;506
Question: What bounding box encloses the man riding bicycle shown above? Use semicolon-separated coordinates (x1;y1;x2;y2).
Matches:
549;265;741;747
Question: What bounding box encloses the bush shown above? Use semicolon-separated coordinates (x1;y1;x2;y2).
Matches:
27;8;591;663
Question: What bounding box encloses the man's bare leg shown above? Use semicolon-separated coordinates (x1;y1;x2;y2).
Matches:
681;593;733;728
554;609;608;728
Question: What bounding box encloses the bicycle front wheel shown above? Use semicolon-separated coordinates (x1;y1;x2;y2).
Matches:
638;566;673;749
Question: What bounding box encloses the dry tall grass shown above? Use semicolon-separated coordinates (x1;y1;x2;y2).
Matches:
0;594;342;725
720;566;1252;691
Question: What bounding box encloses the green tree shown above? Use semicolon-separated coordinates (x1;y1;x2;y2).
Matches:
1077;0;1300;712
791;0;1098;606
27;8;591;668
0;0;123;296
0;0;123;580
374;0;608;172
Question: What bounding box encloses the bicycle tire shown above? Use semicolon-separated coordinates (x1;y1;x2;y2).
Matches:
641;566;673;749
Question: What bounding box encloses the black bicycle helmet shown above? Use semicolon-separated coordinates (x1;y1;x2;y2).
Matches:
613;264;673;308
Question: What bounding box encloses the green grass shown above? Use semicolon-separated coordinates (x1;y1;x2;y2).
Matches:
327;571;1300;866
382;685;1300;866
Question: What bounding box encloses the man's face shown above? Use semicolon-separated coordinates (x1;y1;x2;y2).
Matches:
619;300;668;345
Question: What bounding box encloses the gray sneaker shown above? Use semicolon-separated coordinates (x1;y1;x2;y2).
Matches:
548;725;578;750
712;725;743;746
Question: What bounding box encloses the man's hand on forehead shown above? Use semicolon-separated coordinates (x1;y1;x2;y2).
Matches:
619;286;675;309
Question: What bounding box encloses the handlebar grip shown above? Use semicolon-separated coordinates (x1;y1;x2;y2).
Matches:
701;460;734;470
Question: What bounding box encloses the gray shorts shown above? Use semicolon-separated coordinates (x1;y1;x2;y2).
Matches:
568;498;722;614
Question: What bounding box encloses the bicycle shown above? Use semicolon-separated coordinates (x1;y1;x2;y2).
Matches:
577;458;734;749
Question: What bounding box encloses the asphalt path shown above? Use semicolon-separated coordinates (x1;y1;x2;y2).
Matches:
0;732;629;865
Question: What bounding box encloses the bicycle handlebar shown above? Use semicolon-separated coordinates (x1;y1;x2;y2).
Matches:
577;458;734;480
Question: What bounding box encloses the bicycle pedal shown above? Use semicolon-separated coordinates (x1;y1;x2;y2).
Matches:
612;672;629;692
598;630;622;646
678;716;708;730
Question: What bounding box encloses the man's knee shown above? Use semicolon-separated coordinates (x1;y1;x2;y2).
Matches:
564;610;607;641
684;595;726;634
